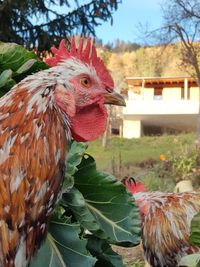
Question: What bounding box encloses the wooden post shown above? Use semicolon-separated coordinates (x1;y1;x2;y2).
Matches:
141;79;145;100
119;124;123;138
184;78;188;100
102;106;112;148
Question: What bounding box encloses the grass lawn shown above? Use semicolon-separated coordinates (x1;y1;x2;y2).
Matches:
87;133;195;172
86;133;196;192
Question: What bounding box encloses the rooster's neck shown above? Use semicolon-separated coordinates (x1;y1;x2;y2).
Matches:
0;77;71;142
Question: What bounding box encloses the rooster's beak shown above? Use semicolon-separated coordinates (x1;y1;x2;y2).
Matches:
104;89;126;106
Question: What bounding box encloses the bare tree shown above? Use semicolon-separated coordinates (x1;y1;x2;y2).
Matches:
145;0;200;144
160;0;200;80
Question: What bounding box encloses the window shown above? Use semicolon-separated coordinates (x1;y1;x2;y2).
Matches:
154;88;163;100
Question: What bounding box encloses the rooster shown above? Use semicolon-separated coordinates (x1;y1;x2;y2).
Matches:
0;37;125;267
122;177;200;267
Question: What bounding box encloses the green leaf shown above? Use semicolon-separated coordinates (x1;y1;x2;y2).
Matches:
69;154;140;245
66;141;88;177
49;221;97;267
30;234;67;267
179;253;200;267
87;236;124;267
62;187;102;234
31;222;97;267
16;59;37;74
0;42;38;72
0;69;15;95
0;79;16;95
189;213;200;246
63;141;88;192
0;69;12;88
0;42;49;94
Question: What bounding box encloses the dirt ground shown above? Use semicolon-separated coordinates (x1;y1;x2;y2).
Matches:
112;245;145;267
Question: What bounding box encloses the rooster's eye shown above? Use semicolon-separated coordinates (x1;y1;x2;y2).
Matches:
80;77;91;88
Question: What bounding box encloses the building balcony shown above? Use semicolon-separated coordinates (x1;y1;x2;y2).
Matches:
122;76;200;138
122;99;200;138
123;99;200;116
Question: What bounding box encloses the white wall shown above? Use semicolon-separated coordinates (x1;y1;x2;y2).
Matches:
163;87;182;101
123;120;142;138
190;87;199;100
143;88;154;100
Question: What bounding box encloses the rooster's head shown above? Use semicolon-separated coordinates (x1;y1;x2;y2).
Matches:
122;177;147;194
46;37;125;142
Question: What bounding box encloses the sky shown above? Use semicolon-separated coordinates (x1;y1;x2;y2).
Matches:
95;0;163;44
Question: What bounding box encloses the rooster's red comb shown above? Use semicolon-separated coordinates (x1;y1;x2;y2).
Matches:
46;37;114;89
122;177;147;194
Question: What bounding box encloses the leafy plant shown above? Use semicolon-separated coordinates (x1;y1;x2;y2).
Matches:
30;141;140;267
0;42;48;95
0;42;141;267
167;144;198;182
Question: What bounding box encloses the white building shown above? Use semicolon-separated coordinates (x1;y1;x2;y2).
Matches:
123;76;200;138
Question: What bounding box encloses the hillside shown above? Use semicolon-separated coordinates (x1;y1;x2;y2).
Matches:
98;42;194;90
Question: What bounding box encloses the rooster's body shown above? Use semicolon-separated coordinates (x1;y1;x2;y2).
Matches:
123;178;200;267
0;38;125;267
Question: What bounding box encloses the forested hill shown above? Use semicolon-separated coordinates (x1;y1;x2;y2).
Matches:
97;41;193;90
